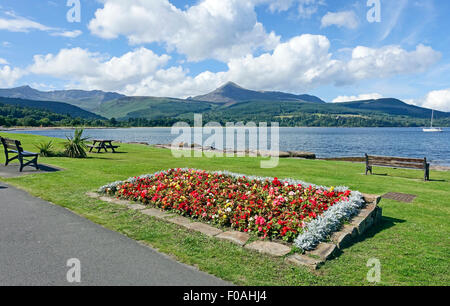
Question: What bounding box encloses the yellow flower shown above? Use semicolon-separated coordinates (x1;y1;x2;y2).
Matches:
330;186;335;192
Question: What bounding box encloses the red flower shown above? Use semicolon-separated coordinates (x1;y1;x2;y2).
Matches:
111;169;353;242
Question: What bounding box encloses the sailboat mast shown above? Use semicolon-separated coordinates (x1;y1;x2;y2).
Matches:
431;110;434;128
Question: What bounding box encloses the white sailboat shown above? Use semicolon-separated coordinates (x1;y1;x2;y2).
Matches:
423;110;443;132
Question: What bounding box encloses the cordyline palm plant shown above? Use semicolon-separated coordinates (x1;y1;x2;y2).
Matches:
34;141;55;157
64;129;89;158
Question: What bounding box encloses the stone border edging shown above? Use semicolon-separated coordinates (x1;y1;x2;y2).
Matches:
85;191;381;268
286;194;382;269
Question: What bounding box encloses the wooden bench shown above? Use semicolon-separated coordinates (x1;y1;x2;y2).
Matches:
365;154;430;181
0;137;39;172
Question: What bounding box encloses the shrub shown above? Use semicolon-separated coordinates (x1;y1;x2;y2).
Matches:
34;141;55;157
64;129;89;158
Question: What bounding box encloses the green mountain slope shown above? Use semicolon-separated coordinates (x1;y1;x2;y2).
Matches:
0;86;124;111
95;94;450;121
338;98;449;118
95;96;217;119
0;97;105;120
2;84;449;127
193;82;325;104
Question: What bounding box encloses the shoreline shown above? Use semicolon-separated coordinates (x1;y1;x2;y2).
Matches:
2;128;448;170
1;126;447;132
0;126;125;131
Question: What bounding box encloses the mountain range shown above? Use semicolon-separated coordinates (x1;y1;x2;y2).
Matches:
0;97;104;120
191;82;325;105
0;82;449;126
0;85;124;111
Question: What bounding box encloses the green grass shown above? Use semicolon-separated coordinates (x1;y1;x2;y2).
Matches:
1;132;449;286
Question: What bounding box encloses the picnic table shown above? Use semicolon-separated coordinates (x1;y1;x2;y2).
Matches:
88;139;120;153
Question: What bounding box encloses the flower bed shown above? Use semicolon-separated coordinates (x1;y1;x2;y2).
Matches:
99;169;365;248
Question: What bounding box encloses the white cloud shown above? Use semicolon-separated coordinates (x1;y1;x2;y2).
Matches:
218;37;441;93
23;35;441;99
0;58;9;65
321;11;359;29
332;93;384;103
421;89;450;112
0;65;24;88
28;47;171;92
380;0;408;41
404;89;450;112
88;0;280;62
0;13;52;32
0;12;83;39
51;30;82;38
344;44;441;83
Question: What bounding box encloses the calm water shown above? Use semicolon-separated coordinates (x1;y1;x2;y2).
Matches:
6;127;450;165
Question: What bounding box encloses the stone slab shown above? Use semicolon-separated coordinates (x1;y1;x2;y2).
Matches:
127;204;147;210
112;199;132;206
307;243;337;261
374;207;383;225
331;230;353;249
85;192;100;199
285;254;322;269
342;224;358;239
99;196;115;203
362;193;381;204
351;216;367;235
364;212;374;229
216;231;250;246
186;223;223;237
141;208;174;219
166;216;193;228
245;241;291;257
358;203;377;219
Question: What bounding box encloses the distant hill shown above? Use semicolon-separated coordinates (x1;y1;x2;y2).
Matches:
210;98;449;118
192;82;325;105
337;98;450;119
0;86;124;111
95;96;217;120
0;97;105;120
1;84;449;127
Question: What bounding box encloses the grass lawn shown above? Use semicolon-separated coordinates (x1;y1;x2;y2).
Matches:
0;132;449;286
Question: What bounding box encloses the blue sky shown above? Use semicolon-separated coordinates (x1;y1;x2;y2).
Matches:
0;0;449;111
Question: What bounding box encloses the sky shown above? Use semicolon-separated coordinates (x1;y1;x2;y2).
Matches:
0;0;450;111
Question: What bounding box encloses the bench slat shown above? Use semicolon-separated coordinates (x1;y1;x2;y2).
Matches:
2;138;19;145
367;155;425;164
369;161;426;170
3;144;18;150
21;151;39;156
365;153;430;180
